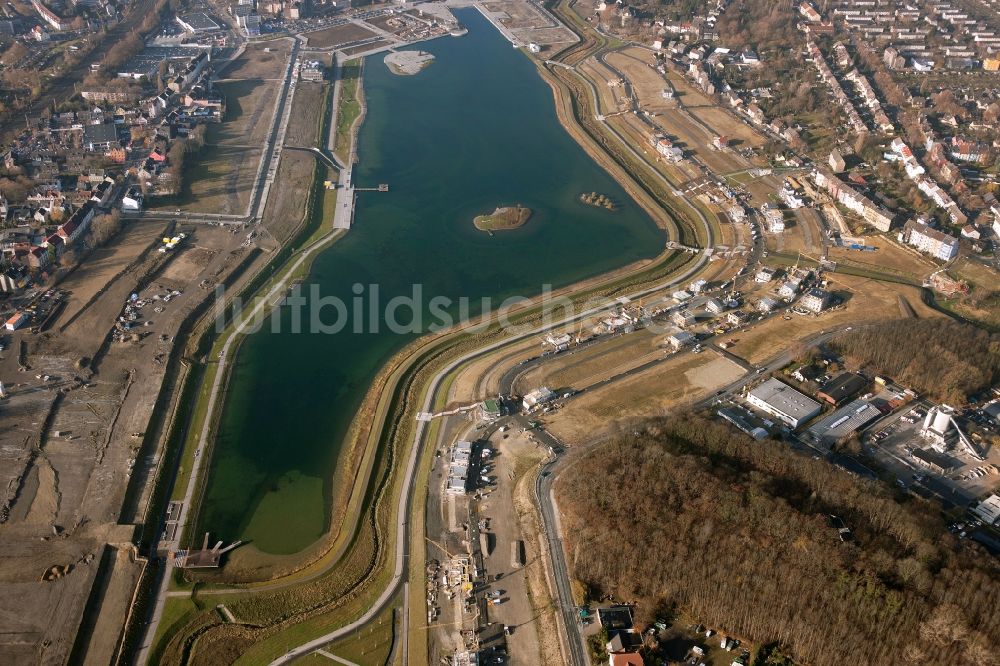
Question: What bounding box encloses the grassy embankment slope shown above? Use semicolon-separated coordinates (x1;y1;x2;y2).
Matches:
333;59;362;164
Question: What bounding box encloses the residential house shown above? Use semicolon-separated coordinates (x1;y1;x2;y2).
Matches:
900;219;959;261
800;288;832;313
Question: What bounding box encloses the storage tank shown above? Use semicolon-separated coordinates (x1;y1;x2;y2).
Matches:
922;409;935;431
932;408;951;434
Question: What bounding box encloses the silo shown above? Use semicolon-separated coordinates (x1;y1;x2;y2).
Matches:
933;408;951;434
923;408;935;432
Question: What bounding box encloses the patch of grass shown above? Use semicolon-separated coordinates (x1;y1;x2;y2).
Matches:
334;59;362;163
322;603;396;666
149;596;201;665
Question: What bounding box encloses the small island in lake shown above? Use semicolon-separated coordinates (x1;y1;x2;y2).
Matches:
473;204;532;232
580;191;616;210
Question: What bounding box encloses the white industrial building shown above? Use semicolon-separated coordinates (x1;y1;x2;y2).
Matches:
762;205;785;232
757;296;780;313
689;278;708;294
746;378;822;428
729;204;746;223
671;310;696;327
176;12;220;33
921;404;985;459
755;267;776;283
544;332;572;349
446;440;473;495
704;298;725;315
522;387;556;411
973;494;1000;526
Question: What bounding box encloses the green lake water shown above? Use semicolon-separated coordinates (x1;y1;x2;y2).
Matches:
196;8;665;554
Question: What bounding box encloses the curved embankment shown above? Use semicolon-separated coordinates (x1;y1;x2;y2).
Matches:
158;21;724;666
156;239;699;662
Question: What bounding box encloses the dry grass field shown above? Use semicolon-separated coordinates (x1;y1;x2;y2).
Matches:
543;352;745;442
583;65;628;113
728;275;940;365
342;39;391;56
303;22;378;48
692;106;768;148
184;145;261;215
607;52;672;107
261;152;331;244
449;338;540;401
284;80;328;148
224;41;292;80
826;238;936;280
208;79;280;147
517;329;662;391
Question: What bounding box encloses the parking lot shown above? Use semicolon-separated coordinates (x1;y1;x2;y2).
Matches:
868;403;999;507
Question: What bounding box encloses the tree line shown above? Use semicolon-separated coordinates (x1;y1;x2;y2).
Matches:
830;319;1000;405
557;413;999;666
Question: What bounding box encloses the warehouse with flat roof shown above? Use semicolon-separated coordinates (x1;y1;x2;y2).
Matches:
807;399;882;445
177;12;220;32
973;494;1000;526
746;377;822;428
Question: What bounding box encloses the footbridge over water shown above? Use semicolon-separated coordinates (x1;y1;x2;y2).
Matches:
285;145;345;171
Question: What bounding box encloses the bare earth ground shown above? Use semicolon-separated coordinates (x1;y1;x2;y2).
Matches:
452;339;540;402
825;238;937;280
57;221;167;326
510;444;563;665
208;80;281;148
343;39;392;56
768;209;812;257
171;146;262;216
518;329;664;392
542;352;746;442
694;106;769;148
606;50;678;114
482;0;577;49
223;41;292;80
476;430;544;665
0;219;260;664
303;22;377;48
578;59;628;113
664;69;713;107
365;14;401;34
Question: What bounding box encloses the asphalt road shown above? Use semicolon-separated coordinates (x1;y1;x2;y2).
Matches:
536;454;588;664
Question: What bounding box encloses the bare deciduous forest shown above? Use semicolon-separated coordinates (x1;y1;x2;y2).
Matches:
831;320;1000;405
558;414;999;666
